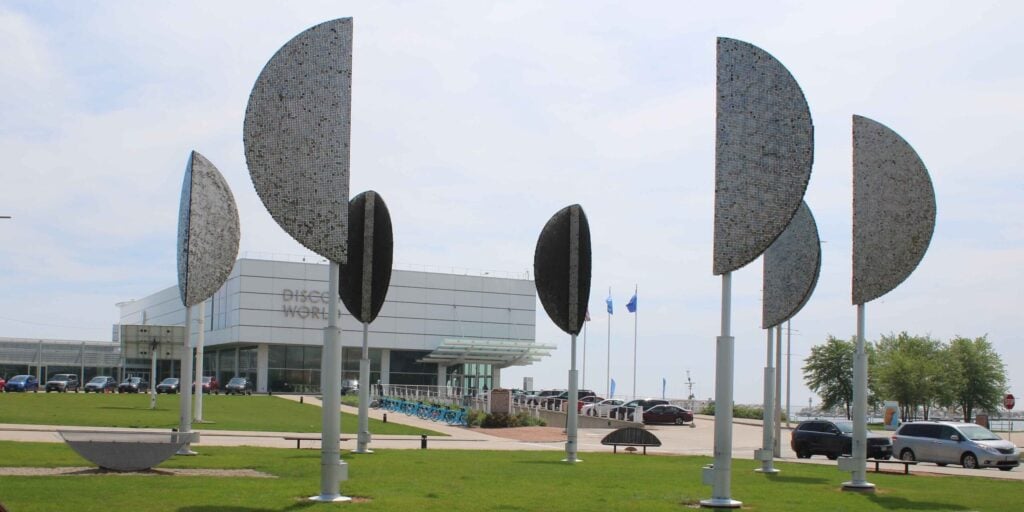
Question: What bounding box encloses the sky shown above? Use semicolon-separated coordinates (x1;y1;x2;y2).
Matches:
1;1;1022;408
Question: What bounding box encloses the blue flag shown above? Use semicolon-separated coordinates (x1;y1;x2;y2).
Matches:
610;378;616;398
626;293;637;313
606;295;613;315
662;377;666;399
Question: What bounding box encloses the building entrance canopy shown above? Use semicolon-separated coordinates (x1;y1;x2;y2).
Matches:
418;338;555;368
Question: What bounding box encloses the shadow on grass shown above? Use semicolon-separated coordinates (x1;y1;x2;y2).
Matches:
178;503;316;512
867;495;970;511
765;474;830;485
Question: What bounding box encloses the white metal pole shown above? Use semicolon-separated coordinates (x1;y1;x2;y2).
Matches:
632;286;638;400
355;321;372;453
702;272;741;508
755;327;778;473
774;325;782;456
194;300;206;422
606;287;611;398
177;305;196;455
150;342;158;410
311;262;350;502
582;320;587;391
80;342;85;388
564;333;580;463
786;320;792;428
842;303;874;491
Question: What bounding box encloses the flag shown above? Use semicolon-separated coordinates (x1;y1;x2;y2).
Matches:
626;293;637;313
610;378;616;398
585;309;591;322
606;295;613;315
662;377;666;399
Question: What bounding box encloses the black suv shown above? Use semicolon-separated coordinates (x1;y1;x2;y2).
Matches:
790;419;893;460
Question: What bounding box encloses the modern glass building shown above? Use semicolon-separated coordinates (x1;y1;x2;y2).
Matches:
116;257;550;393
0;337;122;385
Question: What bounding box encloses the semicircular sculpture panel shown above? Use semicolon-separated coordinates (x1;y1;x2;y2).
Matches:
339;190;394;324
534;205;592;336
177;151;241;307
852;115;936;305
243;17;352;263
763;201;821;329
714;37;814;275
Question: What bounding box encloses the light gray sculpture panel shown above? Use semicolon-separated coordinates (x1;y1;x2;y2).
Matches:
177;151;241;307
852;115;936;305
60;430;197;472
714;37;814;275
763;201;821;329
244;18;352;263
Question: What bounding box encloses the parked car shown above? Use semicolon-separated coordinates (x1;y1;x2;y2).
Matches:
582;398;624;417
45;373;80;393
0;376;6;391
790;419;892;460
156;378;180;394
118;377;149;393
4;375;38;392
893;421;1019;471
341;379;359;395
542;389;596;409
224;377;254;395
577;395;605;412
84;376;117;393
643;404;694;425
199;376;219;394
527;389;564;406
609;399;670;421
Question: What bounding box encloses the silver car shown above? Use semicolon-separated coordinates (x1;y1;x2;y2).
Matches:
893;421;1019;471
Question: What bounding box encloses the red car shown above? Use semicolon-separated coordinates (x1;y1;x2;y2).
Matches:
642;404;694;425
0;376;6;391
200;376;219;394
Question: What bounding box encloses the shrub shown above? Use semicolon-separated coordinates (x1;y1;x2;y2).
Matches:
465;409;487;427
699;403;787;422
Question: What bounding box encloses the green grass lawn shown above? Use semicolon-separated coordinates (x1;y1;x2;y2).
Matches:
0;440;1019;511
0;393;439;436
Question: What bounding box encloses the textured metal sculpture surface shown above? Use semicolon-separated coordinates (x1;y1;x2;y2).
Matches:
339;191;393;323
762;201;821;328
244;18;352;263
713;37;814;275
852;115;936;305
59;430;197;472
534;205;592;336
177;151;241;307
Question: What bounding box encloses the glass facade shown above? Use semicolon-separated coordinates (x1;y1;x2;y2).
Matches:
389;350;436;386
268;345;322;393
445;363;493;396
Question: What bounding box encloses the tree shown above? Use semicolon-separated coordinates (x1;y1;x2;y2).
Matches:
873;332;943;421
946;336;1008;422
803;336;855;418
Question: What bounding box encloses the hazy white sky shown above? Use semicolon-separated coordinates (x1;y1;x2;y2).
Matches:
2;1;1022;407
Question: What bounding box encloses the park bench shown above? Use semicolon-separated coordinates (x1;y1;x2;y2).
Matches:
867;458;917;475
601;427;661;455
283;435;352;449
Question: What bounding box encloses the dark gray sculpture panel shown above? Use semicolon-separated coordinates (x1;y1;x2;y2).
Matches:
340;191;394;324
714;37;814;275
244;18;352;263
534;205;592;336
177;151;241;307
763;201;821;329
852;115;936;305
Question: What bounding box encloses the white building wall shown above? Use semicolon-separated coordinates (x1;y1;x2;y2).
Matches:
118;258;537;354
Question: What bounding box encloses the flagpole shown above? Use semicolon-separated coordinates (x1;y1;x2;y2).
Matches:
632;284;638;400
606;286;611;398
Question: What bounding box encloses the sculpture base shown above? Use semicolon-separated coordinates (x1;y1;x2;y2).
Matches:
842;481;876;492
700;498;743;509
308;494;352;503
